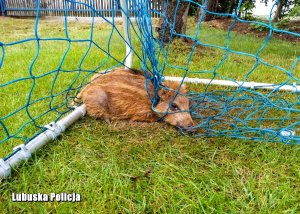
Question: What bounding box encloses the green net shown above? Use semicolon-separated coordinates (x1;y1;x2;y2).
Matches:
1;0;300;161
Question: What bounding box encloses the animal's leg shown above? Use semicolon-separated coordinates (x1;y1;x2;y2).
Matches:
83;87;111;122
131;113;158;122
71;90;83;107
71;84;89;106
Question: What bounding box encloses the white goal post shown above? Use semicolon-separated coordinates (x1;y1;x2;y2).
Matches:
1;0;298;180
0;0;131;180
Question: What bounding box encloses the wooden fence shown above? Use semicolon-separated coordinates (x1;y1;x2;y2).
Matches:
1;0;161;17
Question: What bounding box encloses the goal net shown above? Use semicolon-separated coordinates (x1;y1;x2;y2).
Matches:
0;0;300;178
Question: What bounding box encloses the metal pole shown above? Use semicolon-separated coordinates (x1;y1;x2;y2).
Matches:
0;105;86;180
0;0;133;180
165;76;300;92
120;0;133;69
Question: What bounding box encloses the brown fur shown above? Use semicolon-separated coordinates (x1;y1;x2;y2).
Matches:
76;68;195;130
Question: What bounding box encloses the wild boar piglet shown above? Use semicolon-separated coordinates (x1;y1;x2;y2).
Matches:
76;68;195;131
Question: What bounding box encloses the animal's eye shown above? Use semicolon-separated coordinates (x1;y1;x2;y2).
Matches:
170;103;180;111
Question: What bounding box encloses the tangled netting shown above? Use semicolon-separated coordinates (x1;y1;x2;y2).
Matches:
1;0;300;159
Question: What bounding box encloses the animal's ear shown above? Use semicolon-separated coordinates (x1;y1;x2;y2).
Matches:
158;87;168;99
158;82;187;100
158;85;175;101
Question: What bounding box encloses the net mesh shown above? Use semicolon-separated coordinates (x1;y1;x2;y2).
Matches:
1;0;300;159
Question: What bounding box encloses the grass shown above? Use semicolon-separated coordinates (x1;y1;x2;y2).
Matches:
0;16;300;213
2;119;300;213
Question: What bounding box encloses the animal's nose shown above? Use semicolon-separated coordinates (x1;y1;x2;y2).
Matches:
183;125;196;133
178;123;196;133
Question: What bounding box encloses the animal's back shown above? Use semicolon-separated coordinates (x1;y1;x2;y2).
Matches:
79;69;157;122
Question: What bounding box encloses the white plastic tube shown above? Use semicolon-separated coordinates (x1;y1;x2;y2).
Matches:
120;0;133;69
0;105;86;180
165;76;300;92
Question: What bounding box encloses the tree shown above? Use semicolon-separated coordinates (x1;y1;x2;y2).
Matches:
273;0;284;22
158;0;190;43
288;2;300;17
194;0;255;22
195;0;205;22
227;0;239;14
203;0;219;21
262;0;299;22
239;0;255;19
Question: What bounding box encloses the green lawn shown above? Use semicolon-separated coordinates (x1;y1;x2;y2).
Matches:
0;16;300;213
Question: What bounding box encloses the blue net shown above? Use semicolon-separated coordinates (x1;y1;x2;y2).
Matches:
0;0;300;160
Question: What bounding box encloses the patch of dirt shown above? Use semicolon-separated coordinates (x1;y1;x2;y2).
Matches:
207;18;300;43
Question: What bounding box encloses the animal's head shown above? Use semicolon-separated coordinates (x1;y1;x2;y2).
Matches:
154;81;195;132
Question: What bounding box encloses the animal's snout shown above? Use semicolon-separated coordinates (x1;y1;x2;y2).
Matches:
178;121;196;133
183;126;196;133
